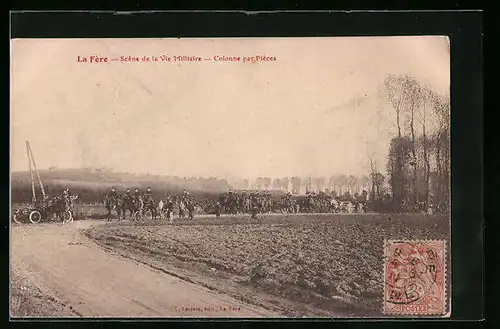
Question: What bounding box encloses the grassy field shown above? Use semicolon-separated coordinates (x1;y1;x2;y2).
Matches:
85;213;450;317
10;270;79;318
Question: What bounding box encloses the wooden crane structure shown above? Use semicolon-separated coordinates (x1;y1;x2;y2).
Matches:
26;140;47;205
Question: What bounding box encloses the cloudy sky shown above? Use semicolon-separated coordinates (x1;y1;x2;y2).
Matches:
10;36;449;178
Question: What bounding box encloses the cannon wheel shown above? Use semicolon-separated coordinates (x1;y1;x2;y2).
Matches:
62;210;73;224
133;210;142;222
29;210;42;224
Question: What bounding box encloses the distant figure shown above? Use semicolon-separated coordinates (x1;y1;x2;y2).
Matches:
62;186;75;217
215;201;221;218
251;203;258;219
123;188;132;199
144;187;153;199
108;187;119;199
62;186;71;203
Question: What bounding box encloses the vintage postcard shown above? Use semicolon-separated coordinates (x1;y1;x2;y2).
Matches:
10;36;451;318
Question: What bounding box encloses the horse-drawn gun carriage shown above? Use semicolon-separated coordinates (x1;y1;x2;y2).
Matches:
12;141;76;224
12;197;75;224
103;192;159;222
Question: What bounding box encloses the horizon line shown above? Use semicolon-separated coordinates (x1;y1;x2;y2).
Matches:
10;166;374;179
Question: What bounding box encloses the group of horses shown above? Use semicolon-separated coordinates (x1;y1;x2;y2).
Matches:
102;194;196;221
32;194;78;223
215;191;367;215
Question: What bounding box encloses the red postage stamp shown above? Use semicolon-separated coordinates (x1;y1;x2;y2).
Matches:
383;240;447;316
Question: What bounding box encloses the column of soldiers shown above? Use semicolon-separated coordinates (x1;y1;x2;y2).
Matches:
106;186;154;202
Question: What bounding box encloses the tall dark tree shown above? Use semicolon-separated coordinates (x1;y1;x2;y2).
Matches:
402;75;423;205
387;136;413;208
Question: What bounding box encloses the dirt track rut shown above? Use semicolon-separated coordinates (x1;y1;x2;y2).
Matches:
11;220;276;317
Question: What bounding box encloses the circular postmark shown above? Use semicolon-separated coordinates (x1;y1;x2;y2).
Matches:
385;242;441;306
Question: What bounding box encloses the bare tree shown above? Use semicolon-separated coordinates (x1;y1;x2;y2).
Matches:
255;177;262;190
403;75;423;205
337;174;348;196
432;92;451;211
417;86;434;212
384;74;406;138
272;178;281;190
290;176;301;194
348;175;357;195
315;177;325;192
306;177;314;193
329;175;336;193
262;177;271;190
360;175;370;192
385;73;424;207
281;177;290;192
367;154;377;201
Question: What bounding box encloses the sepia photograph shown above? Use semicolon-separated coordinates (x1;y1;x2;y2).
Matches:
10;36;451;318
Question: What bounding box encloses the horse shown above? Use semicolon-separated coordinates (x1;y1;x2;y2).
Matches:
45;196;68;222
330;199;340;213
158;199;164;215
119;195;136;219
177;200;186;219
143;194;158;220
185;200;195;220
161;197;175;222
131;196;144;220
103;195;124;221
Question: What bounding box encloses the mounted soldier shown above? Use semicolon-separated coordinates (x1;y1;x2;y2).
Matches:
103;187;123;220
62;186;75;218
143;187;153;199
62;186;71;203
108;187;119;200
123;188;132;199
130;188;144;215
121;188;134;219
227;189;236;214
143;187;157;219
182;189;191;202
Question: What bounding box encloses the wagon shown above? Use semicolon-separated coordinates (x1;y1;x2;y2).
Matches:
339;201;355;213
12;203;73;224
132;208;154;221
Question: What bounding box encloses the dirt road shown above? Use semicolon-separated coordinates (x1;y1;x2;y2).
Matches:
10;220;276;318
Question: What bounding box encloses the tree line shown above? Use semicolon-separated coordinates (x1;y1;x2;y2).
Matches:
382;73;450;213
231;175;373;198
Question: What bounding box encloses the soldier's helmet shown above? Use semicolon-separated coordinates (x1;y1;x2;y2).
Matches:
147;187;151;192
135;188;139;192
111;187;115;190
126;189;130;192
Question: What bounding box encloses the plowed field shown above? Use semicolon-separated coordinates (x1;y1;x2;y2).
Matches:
85;214;450;317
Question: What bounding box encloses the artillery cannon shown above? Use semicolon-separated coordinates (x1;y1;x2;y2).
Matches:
11;141;75;224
